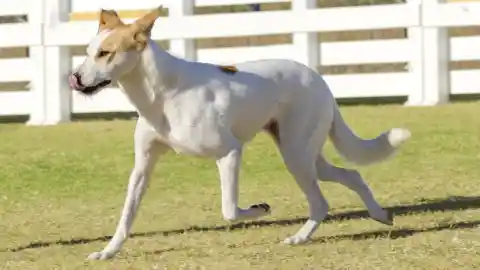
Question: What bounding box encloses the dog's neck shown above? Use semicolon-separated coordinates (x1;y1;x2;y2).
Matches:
140;40;182;94
117;40;183;132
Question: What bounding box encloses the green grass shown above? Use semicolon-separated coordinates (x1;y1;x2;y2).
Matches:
1;102;480;269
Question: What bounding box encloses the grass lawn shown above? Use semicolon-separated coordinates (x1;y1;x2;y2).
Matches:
1;102;480;269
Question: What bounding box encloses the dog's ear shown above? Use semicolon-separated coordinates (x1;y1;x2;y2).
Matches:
98;9;124;32
130;6;163;51
131;6;163;38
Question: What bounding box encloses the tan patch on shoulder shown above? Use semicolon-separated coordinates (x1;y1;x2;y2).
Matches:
218;65;238;75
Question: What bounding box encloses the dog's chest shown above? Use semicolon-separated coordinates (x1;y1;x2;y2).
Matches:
165;124;226;157
161;95;231;157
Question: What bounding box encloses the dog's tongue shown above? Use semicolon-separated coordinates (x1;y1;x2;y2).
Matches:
68;74;81;90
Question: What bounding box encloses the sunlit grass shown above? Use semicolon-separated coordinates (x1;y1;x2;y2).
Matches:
1;102;479;269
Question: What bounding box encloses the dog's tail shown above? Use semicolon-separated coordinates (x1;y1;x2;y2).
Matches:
328;103;410;166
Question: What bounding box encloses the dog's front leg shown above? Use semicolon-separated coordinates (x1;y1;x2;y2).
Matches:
216;146;271;222
87;163;156;260
87;139;165;260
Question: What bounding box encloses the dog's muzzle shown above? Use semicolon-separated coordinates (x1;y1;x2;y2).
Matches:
68;73;111;95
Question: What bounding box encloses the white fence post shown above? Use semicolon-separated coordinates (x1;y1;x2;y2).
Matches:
27;0;47;125
169;0;196;61
405;0;424;106
407;0;450;106
292;0;319;69
421;0;450;105
29;0;72;125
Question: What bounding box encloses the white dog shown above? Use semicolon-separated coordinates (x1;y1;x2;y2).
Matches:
69;6;410;260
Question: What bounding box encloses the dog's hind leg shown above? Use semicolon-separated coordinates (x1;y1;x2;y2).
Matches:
315;155;393;225
276;114;332;245
216;138;271;223
279;142;329;245
87;119;169;260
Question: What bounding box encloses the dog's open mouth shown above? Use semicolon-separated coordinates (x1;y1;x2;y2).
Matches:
68;73;111;95
78;80;112;95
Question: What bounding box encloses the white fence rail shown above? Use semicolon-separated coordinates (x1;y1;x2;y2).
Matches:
0;0;480;125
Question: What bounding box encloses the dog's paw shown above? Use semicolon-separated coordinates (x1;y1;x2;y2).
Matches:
282;235;311;245
371;209;394;226
87;251;115;261
242;203;271;220
250;203;271;213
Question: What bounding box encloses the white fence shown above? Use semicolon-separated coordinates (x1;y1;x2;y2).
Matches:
1;0;480;125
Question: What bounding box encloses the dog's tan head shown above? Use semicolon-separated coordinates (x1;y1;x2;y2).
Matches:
69;7;163;95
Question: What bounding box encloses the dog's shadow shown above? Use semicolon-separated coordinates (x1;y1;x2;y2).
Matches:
3;196;480;253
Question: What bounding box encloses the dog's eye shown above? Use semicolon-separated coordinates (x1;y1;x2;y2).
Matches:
97;50;110;58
